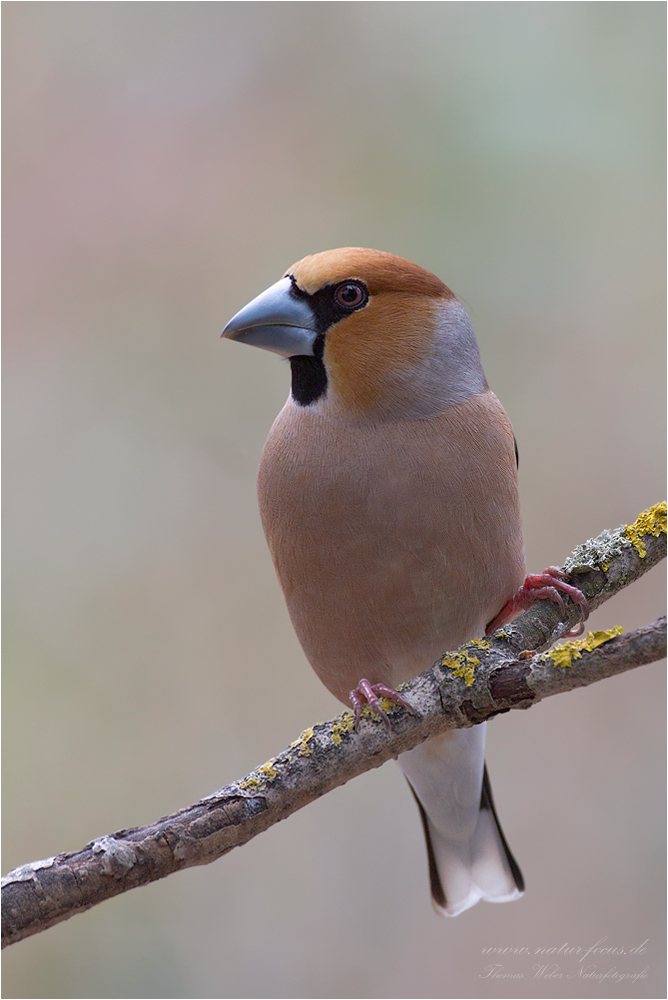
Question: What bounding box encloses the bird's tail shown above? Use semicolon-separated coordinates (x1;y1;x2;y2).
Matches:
398;726;524;916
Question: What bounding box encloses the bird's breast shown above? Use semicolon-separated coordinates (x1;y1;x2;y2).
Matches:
257;390;525;704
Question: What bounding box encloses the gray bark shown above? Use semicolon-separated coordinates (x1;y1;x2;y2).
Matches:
3;505;666;948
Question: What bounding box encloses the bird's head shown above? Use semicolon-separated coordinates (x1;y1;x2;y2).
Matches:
223;248;486;420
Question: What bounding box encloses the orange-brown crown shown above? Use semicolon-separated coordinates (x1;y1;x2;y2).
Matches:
287;248;454;300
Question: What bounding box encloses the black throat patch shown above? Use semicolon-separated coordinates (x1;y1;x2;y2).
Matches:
289;335;327;406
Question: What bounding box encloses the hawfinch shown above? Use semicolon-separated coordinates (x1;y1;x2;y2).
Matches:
223;248;586;916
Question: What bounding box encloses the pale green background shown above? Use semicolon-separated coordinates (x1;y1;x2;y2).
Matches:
4;3;665;999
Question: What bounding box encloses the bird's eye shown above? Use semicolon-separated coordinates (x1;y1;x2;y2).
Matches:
334;282;367;309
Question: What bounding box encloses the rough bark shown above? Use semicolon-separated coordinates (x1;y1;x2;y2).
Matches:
3;504;666;948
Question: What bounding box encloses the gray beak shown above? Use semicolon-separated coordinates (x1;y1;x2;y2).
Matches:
222;277;317;357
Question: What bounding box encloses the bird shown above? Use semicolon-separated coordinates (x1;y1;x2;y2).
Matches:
222;247;587;916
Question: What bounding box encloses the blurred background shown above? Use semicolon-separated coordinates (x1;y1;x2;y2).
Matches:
3;4;665;998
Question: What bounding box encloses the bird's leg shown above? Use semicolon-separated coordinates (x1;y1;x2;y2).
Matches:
349;678;416;731
486;566;589;636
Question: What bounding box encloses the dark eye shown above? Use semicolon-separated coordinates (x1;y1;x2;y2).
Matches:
334;282;367;310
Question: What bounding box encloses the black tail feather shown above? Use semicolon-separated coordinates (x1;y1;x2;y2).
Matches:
479;763;525;893
407;778;447;910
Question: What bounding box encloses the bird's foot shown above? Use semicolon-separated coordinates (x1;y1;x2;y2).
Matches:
560;620;586;639
349;678;416;731
486;566;589;635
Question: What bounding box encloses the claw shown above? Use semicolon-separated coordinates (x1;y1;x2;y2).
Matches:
349;678;416;731
486;566;589;635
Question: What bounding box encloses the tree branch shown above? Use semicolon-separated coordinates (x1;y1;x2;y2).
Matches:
3;503;666;948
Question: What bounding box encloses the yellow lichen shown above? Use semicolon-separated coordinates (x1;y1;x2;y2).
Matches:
544;626;623;669
290;727;316;757
257;758;279;781
239;774;264;792
566;502;666;573
238;757;280;791
469;638;491;650
330;713;356;745
624;502;667;558
493;627;513;640
357;696;395;721
441;648;480;687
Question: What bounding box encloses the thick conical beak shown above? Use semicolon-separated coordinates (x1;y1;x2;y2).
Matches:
222;277;317;357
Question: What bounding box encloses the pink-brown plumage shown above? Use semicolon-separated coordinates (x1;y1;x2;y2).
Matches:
258;389;525;704
223;247;530;914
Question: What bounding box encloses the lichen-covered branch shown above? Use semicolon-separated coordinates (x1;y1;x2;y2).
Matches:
3;503;666;948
